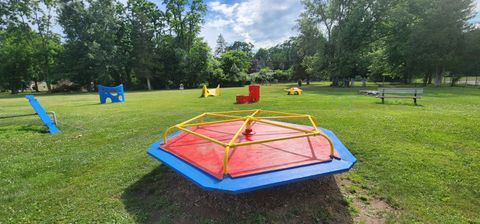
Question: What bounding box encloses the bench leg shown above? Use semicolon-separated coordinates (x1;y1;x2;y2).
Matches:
414;98;417;105
382;98;384;104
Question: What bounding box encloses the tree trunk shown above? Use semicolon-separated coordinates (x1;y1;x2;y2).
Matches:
146;77;152;90
46;82;52;92
331;75;339;87
34;79;39;92
434;67;441;87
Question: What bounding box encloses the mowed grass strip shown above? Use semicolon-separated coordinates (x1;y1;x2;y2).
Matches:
0;84;479;223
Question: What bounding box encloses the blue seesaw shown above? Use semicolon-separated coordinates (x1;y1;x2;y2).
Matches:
0;95;59;134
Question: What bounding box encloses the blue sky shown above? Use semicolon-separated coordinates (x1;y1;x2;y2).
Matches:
198;0;303;49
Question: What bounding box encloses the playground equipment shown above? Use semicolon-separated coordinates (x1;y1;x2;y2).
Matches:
147;109;356;193
98;84;125;104
201;85;220;97
286;87;303;95
0;95;59;134
236;85;260;104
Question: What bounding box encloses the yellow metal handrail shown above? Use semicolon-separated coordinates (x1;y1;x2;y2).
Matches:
160;109;335;176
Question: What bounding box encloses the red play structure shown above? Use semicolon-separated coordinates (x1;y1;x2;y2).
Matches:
236;85;260;104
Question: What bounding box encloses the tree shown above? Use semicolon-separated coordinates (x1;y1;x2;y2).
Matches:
214;33;226;57
127;0;162;90
219;50;250;85
301;0;387;86
296;15;326;84
458;28;480;77
206;57;226;86
378;0;473;85
164;0;206;50
30;0;58;92
226;41;254;58
0;25;36;93
254;48;269;68
409;0;474;86
58;0;123;90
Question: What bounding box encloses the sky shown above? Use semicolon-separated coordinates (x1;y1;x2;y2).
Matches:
198;0;480;50
198;0;304;49
50;0;480;50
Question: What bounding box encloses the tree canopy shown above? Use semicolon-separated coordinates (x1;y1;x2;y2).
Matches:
0;0;479;93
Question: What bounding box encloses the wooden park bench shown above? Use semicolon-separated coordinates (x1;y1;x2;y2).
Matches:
377;88;423;105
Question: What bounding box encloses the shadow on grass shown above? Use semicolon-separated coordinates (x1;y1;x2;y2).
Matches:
373;101;424;107
122;166;353;224
0;124;48;134
74;102;104;107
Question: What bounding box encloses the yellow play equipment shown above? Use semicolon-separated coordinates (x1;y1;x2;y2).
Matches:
285;87;302;95
201;84;221;97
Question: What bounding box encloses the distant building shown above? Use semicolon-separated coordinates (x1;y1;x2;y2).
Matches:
27;81;49;91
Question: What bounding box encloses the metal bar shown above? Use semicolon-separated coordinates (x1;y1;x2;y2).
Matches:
48;112;58;125
251;118;316;133
260;110;306;117
232;132;319;147
180;118;245;127
205;113;244;119
178;113;207;126
177;126;227;147
311;116;319;126
249;109;262;117
0;113;38;119
227;118;251;147
324;133;335;157
208;109;258;114
0;111;57;125
254;115;310;119
224;117;252;175
232;131;335;158
308;116;318;132
223;146;231;175
162;126;177;144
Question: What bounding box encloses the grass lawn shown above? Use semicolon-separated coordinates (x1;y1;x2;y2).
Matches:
0;83;479;223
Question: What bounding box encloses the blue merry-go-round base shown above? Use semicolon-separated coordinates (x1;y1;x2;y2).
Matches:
147;127;356;194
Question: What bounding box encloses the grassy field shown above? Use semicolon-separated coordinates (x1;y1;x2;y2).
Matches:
0;83;479;223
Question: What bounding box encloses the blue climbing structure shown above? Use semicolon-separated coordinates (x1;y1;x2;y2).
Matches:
98;84;125;104
25;95;60;134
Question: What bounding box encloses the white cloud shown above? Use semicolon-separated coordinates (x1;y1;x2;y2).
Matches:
200;0;303;50
208;2;239;17
470;0;480;23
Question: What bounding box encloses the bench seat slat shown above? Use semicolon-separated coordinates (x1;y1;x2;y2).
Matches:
377;88;423;105
377;96;422;99
378;88;423;94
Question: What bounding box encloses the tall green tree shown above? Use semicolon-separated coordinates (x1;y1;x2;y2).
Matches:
410;0;474;86
214;33;226;58
219;50;250;85
127;0;162;90
30;0;58;92
302;0;388;86
58;0;123;90
0;25;36;93
226;41;254;58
